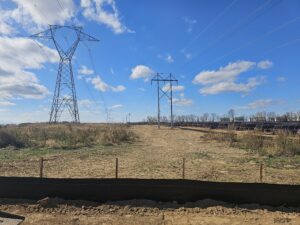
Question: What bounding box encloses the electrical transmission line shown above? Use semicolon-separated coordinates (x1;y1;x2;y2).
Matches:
179;0;274;71
31;25;99;123
182;0;239;51
151;73;178;129
196;15;300;70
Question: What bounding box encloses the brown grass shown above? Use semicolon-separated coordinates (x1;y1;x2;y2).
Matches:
202;129;237;146
272;131;300;156
0;123;136;149
101;124;136;145
204;129;300;156
0;125;299;184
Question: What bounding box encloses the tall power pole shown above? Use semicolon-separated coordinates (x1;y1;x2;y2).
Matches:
31;25;99;123
151;73;178;129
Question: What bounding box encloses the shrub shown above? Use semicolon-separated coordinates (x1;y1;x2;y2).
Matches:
274;131;300;156
226;130;238;146
238;132;265;153
202;130;237;146
101;125;136;145
0;130;25;148
203;129;300;157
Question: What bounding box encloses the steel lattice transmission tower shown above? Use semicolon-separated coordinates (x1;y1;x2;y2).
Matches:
31;25;99;123
151;73;178;129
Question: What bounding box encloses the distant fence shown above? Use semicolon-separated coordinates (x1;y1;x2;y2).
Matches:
0;176;300;207
130;121;300;133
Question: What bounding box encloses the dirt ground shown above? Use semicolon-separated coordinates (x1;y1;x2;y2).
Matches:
0;125;300;224
1;198;300;225
0;125;299;184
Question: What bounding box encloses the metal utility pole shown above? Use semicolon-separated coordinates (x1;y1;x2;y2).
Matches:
127;113;131;124
169;73;174;128
151;73;178;129
31;25;99;123
156;75;161;128
105;108;111;123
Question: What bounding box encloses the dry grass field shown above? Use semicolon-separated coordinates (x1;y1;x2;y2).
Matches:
0;124;300;224
0;125;299;183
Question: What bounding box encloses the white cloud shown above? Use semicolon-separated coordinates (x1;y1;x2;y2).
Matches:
0;37;58;101
246;99;274;109
193;60;268;95
81;0;133;34
109;104;123;109
0;67;50;100
111;85;126;92
277;76;286;82
78;99;93;108
138;87;146;92
0;101;15;107
237;99;282;110
193;60;256;85
2;0;75;33
257;60;273;69
180;49;192;60
172;93;193;106
129;65;154;81
162;84;185;92
87;75;126;92
78;65;94;75
0;37;58;71
158;54;174;63
110;67;115;75
184;53;192;59
166;54;174;63
0;10;15;35
182;17;197;33
199;77;265;95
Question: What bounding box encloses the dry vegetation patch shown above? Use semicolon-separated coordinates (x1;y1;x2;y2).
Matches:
0;125;299;184
0;124;136;149
203;129;300;157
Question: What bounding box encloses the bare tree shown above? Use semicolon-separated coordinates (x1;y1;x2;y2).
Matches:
211;113;217;122
255;112;267;122
285;112;297;121
228;109;235;122
267;112;276;122
297;111;300;121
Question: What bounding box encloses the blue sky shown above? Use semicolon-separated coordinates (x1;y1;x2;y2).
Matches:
0;0;300;123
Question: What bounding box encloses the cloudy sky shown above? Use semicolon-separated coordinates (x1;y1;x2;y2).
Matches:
0;0;300;123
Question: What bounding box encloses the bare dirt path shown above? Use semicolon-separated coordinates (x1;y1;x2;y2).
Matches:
120;126;300;183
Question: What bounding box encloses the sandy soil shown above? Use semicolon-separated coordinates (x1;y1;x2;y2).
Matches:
0;125;299;184
1;198;299;225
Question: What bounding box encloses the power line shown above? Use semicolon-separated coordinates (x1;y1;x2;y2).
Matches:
56;0;64;10
196;16;300;70
63;34;109;123
261;37;300;56
56;0;77;26
81;42;108;113
179;0;274;70
182;0;239;51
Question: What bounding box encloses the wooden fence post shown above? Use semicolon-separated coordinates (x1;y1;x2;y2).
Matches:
115;158;118;179
39;157;44;178
260;162;263;183
182;158;185;179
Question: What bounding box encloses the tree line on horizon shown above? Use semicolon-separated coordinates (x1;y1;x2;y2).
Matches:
144;110;300;123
